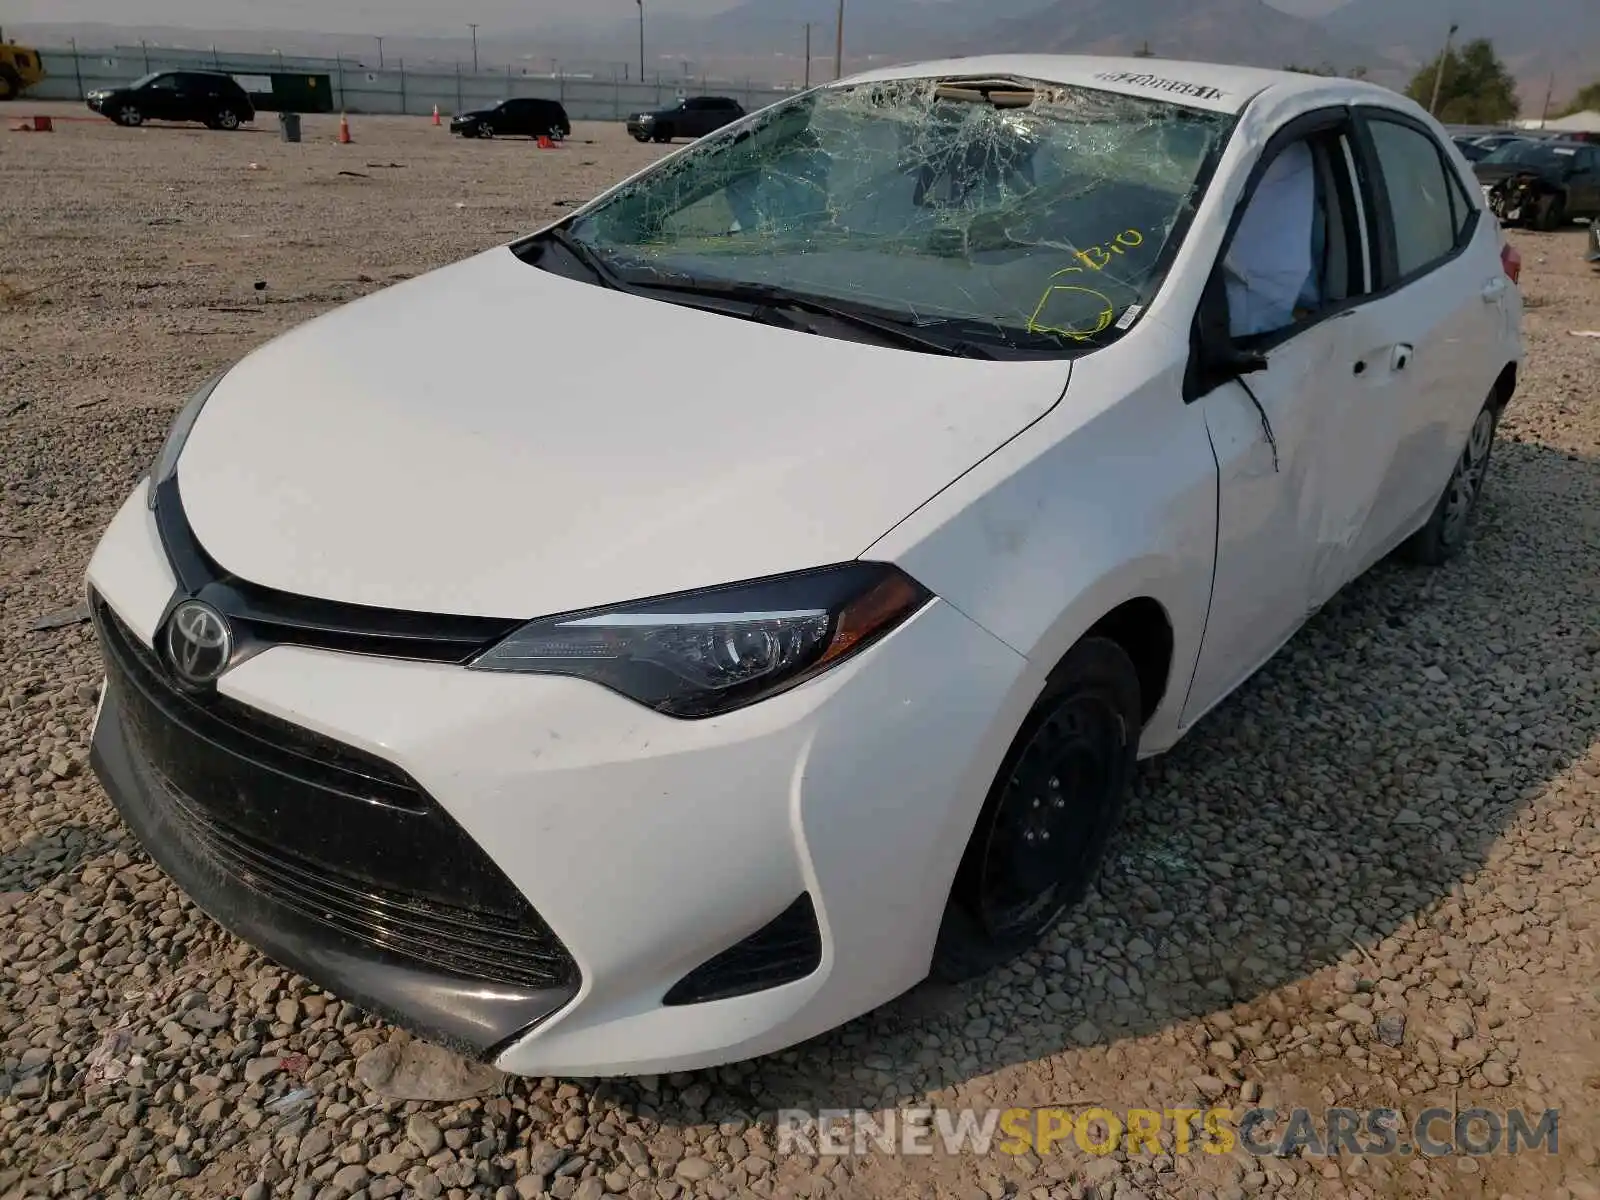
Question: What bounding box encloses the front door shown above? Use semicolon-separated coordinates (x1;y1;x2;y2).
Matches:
140;74;183;120
1182;112;1394;725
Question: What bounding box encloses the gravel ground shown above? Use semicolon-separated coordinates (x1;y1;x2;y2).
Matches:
3;105;1600;1200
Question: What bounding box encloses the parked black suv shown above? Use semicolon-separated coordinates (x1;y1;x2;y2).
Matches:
627;96;745;143
450;97;572;141
87;70;256;130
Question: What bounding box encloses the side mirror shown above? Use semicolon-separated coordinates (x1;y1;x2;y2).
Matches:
1187;269;1267;400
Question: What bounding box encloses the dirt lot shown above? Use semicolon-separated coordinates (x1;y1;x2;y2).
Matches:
2;104;1600;1200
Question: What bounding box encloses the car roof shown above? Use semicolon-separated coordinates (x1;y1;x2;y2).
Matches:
836;54;1398;116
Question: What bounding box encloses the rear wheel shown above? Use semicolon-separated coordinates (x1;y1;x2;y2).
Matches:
932;637;1141;982
214;107;241;130
1402;394;1499;566
116;104;144;127
0;65;20;101
1531;191;1567;232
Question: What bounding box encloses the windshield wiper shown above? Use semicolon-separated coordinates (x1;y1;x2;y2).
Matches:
539;226;628;290
627;277;996;358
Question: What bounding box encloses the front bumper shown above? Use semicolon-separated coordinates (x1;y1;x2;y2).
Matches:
85;482;1029;1074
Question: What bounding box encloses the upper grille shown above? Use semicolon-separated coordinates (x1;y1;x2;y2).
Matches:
93;594;578;992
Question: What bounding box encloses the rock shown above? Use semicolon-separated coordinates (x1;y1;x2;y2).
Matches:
676;1158;715;1181
244;1056;282;1085
575;1180;606;1200
357;1041;502;1101
1483;1061;1512;1087
406;1114;444;1157
1376;1014;1406;1047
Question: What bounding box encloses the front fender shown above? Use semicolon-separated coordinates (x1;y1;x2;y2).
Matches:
867;322;1218;756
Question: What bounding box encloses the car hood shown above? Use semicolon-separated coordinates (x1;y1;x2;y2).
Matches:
176;247;1071;619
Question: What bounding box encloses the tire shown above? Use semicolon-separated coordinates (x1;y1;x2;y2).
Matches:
652;127;673;143
1401;395;1500;566
214;107;241;131
931;636;1142;982
632;131;650;142
1531;191;1567;232
0;65;20;102
115;104;144;127
477;123;494;139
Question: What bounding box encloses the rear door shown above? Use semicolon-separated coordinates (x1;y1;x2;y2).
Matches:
1337;105;1509;575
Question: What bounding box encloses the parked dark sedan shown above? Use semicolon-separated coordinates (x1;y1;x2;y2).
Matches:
449;97;571;141
1474;139;1600;229
86;70;255;130
626;96;745;143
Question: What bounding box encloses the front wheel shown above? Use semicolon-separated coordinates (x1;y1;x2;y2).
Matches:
116;104;144;127
0;65;20;101
932;637;1141;982
476;123;494;139
652;127;673;143
1402;396;1499;566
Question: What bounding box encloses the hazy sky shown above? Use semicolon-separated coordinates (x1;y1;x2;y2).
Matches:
12;0;1351;36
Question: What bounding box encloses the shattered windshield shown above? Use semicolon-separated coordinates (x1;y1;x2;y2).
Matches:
557;77;1233;355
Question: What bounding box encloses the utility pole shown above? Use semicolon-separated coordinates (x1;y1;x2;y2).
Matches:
375;36;385;69
468;23;479;73
1539;71;1555;127
834;0;845;80
637;0;646;86
804;23;812;88
1427;22;1458;115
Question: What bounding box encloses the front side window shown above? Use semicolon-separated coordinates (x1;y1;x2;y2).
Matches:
558;77;1234;354
1366;119;1460;278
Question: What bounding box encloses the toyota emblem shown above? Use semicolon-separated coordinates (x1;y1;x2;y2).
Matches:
163;600;234;687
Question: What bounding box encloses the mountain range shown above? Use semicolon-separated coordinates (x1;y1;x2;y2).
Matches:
14;0;1598;110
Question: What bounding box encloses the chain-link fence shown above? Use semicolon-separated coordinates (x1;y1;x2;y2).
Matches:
28;44;804;122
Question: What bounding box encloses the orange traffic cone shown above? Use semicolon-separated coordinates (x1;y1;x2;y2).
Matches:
432;104;441;126
537;135;555;149
338;113;352;144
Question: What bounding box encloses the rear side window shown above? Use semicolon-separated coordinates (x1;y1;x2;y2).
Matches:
1366;118;1472;278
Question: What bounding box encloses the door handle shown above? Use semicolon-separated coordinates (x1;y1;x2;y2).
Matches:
1482;277;1508;303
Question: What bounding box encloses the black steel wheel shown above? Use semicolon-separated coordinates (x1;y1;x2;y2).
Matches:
932;636;1141;982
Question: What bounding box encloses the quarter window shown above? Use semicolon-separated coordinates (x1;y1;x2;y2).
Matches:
1366;119;1465;278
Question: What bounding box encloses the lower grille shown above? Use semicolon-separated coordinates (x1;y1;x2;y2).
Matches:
93;593;578;993
664;894;822;1005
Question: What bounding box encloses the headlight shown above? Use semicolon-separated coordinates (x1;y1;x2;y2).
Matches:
469;562;930;717
638;114;655;123
147;370;226;508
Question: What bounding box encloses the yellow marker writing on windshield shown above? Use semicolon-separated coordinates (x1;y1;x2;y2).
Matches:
1075;228;1145;272
1027;266;1116;341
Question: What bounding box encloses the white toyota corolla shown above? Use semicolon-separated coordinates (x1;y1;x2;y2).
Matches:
86;55;1523;1076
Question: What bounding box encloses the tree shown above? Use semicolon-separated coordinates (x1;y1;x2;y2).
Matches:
1559;80;1600;116
1404;38;1518;123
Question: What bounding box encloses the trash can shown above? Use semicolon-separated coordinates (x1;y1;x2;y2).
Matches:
278;112;302;143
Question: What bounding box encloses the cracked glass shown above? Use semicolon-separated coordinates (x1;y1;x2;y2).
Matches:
563;76;1234;355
